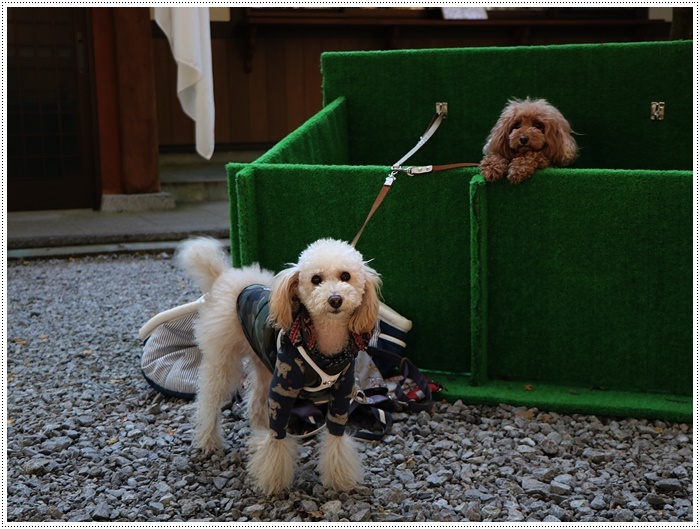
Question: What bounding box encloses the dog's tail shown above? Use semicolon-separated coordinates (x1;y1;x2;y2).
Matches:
176;237;230;293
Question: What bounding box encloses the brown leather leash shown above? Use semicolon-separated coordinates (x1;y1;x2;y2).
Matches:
351;104;478;247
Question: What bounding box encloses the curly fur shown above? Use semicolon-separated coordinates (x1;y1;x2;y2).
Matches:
480;97;578;184
177;237;381;495
317;430;364;491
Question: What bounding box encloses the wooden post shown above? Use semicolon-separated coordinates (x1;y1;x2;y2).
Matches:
93;7;160;195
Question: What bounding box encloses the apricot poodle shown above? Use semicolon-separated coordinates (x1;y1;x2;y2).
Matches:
480;97;578;184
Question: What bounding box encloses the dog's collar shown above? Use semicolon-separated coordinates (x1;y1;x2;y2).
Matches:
288;306;369;356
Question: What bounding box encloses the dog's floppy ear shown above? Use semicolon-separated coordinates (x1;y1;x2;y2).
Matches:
268;266;299;331
543;112;578;166
349;264;382;335
484;103;517;159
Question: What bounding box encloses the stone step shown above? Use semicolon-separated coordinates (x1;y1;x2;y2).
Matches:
158;150;263;204
161;180;228;204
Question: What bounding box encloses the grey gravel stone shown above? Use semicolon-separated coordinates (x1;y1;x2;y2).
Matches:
23;458;51;476
656;478;683;492
320;500;342;515
242;504;266;518
614;508;636;522
646;493;667;507
591;494;607;510
426;473;449;486
91;502;113;521
521;477;550;497
550;481;572;495
481;503;502;519
6;254;694;522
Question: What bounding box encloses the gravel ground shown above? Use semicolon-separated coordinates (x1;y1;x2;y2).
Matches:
6;253;694;522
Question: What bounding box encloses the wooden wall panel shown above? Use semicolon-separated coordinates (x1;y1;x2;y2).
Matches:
284;40;306;132
153;31;391;149
223;37;248;144
302;37;324;118
211;39;231;142
112;7;159;194
264;38;288;141
152;37;174;146
92;7;123;194
152;16;670;150
247;40;269;144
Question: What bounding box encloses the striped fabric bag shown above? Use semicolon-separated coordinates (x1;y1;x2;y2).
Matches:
139;296;206;400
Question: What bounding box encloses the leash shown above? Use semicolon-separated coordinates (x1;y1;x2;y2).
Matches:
351;104;478;247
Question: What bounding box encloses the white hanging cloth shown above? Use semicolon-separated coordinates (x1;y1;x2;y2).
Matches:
155;7;215;159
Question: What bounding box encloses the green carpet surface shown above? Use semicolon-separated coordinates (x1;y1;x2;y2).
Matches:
322;41;692;171
254;96;349;166
433;374;692;423
226;41;693;420
470;170;692;396
229;164;479;374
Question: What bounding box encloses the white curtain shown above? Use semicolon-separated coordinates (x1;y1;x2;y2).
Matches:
155;7;215;160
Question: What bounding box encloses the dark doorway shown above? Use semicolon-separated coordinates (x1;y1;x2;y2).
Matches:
7;7;99;211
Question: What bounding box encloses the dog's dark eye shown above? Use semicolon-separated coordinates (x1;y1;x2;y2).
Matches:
340;272;351;282
512;122;521;130
533;121;544;131
311;275;322;285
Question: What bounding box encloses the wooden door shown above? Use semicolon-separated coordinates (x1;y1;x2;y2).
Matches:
7;7;99;211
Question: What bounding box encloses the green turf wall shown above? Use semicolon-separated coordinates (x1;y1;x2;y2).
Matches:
470;169;692;396
255;96;350;166
226;97;350;267
227;41;692;420
229;164;478;374
322;41;692;171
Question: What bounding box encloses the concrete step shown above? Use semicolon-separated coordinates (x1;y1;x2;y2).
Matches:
158;150;263;204
161;180;228;203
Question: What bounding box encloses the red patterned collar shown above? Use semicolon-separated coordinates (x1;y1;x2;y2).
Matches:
287;306;369;356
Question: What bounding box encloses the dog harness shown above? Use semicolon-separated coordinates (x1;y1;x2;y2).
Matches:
237;285;367;439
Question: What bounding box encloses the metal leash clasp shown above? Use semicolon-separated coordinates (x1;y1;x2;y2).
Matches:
392;165;433;177
406;165;433;176
385;168;399;186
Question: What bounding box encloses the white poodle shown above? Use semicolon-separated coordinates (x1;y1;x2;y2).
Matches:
176;237;381;495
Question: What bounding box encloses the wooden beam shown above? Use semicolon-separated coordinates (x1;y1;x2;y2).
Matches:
113;7;159;194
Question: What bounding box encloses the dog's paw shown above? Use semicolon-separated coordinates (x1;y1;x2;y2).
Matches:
479;156;507;182
192;426;227;455
193;436;227;455
318;432;363;492
247;430;298;495
506;166;534;185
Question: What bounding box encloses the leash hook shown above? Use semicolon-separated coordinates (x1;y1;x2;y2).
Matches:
385;169;398;187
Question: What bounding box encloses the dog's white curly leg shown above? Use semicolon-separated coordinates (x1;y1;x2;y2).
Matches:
318;431;363;492
247;430;299;495
192;346;244;453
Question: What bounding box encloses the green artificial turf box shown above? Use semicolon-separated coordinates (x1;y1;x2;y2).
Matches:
227;41;692;421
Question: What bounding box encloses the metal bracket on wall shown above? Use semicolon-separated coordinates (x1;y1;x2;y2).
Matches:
650;101;665;120
436;102;448;118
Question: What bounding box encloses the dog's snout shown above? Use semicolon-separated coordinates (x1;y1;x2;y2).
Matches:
328;295;343;309
519;135;529;145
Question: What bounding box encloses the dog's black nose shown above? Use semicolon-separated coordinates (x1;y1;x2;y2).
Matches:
328;295;343;309
519;135;529;145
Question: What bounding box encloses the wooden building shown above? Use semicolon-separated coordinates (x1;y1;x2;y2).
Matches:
7;7;678;211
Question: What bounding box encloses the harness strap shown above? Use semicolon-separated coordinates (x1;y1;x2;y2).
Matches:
277;331;344;393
